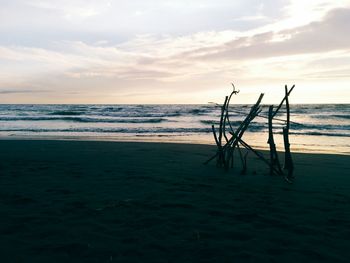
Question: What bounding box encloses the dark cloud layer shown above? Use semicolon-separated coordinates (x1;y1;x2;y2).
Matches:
188;8;350;61
0;89;50;94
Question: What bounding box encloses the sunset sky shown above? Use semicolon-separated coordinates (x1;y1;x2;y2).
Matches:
0;0;349;104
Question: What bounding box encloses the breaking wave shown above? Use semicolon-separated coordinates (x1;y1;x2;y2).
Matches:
0;116;169;123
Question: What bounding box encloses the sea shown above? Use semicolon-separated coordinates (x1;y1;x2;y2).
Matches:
0;104;349;154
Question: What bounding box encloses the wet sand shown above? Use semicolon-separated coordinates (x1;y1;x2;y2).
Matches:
0;140;349;262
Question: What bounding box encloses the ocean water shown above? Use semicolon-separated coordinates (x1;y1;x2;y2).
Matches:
0;104;349;154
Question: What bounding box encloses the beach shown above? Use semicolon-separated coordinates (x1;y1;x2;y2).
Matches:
0;140;349;262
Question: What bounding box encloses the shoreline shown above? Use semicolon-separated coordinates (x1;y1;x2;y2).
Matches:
0;104;349;157
1;135;349;156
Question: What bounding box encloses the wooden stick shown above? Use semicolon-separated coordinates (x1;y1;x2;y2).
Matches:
211;124;219;147
219;96;229;146
222;94;264;169
205;93;264;167
223;88;238;139
231;95;263;146
212;96;229;168
283;85;294;179
272;84;295;117
285;86;291;131
268;105;282;175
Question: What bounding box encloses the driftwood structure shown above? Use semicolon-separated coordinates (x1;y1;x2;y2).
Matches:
206;84;295;182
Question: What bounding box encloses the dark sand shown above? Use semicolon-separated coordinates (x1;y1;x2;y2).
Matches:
0;140;349;262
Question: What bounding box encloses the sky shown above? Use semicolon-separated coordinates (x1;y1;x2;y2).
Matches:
0;0;350;104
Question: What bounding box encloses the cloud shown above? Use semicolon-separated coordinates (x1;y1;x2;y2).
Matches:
0;2;350;103
0;89;50;94
185;8;350;61
0;0;287;45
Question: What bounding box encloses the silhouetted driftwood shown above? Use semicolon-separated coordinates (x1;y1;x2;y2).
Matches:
268;105;283;175
206;91;264;170
224;93;264;171
272;85;295;118
267;84;295;181
206;83;295;181
283;85;294;182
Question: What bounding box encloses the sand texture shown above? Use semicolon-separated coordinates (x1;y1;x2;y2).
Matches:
0;140;349;262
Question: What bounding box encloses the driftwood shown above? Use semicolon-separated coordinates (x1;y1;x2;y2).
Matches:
272;85;295;118
205;87;265;173
282;85;294;181
268;105;282;175
264;84;295;181
271;85;295;181
205;83;295;181
205;84;264;174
